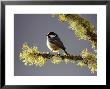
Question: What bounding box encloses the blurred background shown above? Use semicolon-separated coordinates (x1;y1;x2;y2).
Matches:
14;14;97;76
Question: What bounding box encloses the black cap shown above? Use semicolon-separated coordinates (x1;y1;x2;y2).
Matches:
46;32;56;36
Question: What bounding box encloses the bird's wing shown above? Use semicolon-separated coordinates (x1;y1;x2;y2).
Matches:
49;37;66;50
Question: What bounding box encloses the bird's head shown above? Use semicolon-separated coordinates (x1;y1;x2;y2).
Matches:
46;32;58;38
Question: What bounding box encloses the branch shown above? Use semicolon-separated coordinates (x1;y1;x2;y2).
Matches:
19;43;97;73
35;52;83;61
52;14;97;52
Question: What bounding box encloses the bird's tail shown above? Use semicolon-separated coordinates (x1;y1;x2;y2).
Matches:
63;49;69;55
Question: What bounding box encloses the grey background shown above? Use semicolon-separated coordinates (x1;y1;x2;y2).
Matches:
14;14;97;76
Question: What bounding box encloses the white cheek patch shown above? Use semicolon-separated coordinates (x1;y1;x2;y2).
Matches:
50;35;55;38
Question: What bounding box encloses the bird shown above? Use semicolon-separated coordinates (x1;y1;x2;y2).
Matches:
46;32;68;55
